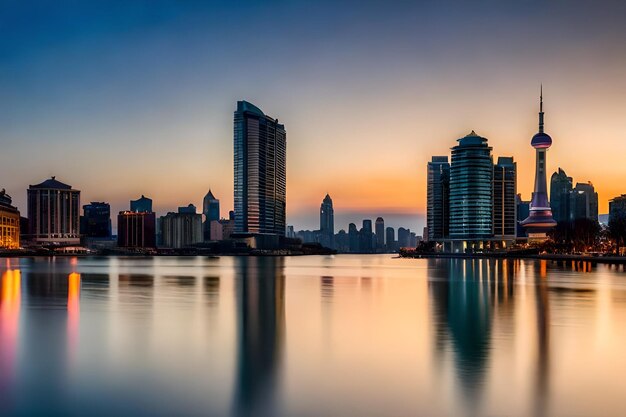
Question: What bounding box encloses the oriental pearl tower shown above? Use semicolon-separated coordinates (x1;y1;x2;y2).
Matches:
521;86;557;240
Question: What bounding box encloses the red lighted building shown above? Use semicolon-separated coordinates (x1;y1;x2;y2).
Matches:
117;211;156;248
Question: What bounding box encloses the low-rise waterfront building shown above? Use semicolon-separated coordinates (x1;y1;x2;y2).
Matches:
0;189;20;249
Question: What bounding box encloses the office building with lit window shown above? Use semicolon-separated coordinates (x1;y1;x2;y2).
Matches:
27;177;80;245
0;189;20;249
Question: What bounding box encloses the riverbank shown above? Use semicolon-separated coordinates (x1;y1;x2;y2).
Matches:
399;251;626;264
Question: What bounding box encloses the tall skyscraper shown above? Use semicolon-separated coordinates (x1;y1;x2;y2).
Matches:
203;189;220;241
397;227;410;248
550;168;573;223
449;131;493;249
375;217;385;250
521;88;557;240
234;101;287;237
427;156;450;241
81;202;112;238
360;219;373;253
493;156;517;241
27;177;80;245
319;194;334;248
570;182;598;222
0;189;20;249
516;194;530;238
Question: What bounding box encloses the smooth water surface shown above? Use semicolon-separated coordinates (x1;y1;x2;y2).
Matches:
1;256;625;417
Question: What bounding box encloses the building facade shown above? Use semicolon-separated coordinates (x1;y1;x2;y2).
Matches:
234;101;287;237
0;189;20;249
550;168;573;223
27;177;80;245
385;227;395;251
319;194;334;249
427;156;450;241
448;131;493;249
492;157;517;242
570;182;598;222
160;204;203;248
375;217;385;250
130;195;152;213
81;202;111;238
117;211;156;248
203;189;220;241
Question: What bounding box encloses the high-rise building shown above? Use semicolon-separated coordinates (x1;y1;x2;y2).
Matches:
81;202;111;238
234;101;286;237
0;189;20;249
550;168;573;223
203;189;220;241
493;156;517;241
360;219;373;253
609;195;626;232
118;195;156;248
160;204;203;248
521;88;557;240
397;227;410;248
375;217;385;250
516;194;530;238
118;211;156;248
449;131;493;249
348;223;359;252
320;194;334;249
570;182;598;222
385;227;395;251
27;177;80;245
130;195;152;213
427;156;450;241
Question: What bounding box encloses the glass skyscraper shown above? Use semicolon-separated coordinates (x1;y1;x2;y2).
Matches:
426;156;450;241
203;189;220;241
449;131;493;241
234;101;286;236
492;156;517;239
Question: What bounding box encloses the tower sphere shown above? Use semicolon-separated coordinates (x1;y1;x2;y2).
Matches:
531;132;552;149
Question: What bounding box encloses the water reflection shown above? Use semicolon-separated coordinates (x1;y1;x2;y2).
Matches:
0;268;20;412
233;257;285;417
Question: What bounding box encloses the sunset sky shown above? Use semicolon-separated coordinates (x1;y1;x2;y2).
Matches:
2;0;626;232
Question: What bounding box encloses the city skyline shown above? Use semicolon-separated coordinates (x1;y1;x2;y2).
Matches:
3;1;626;232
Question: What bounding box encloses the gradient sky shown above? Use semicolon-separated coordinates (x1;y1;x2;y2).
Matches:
2;0;626;232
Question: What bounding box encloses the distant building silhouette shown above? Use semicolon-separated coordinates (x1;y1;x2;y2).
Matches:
130;195;152;213
449;131;493;250
570;182;598;222
521;88;557;240
81;202;111;238
360;219;373;253
27;177;80;245
319;194;334;249
160;204;203;248
0;189;20;249
550;168;573;223
427;156;450;241
493;157;517;243
397;227;410;248
203;189;220;241
385;227;395;251
348;223;359;252
375;217;385;250
234;101;286;237
516;194;530;238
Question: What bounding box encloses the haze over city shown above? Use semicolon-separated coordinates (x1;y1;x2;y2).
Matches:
2;0;626;231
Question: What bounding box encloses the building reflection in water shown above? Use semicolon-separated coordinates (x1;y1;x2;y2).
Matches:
233;257;285;417
429;258;553;416
67;272;81;367
0;268;21;411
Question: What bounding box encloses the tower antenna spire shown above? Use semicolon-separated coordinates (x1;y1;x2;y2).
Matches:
539;84;544;133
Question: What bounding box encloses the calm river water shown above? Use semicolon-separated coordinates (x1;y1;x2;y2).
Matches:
0;255;625;417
